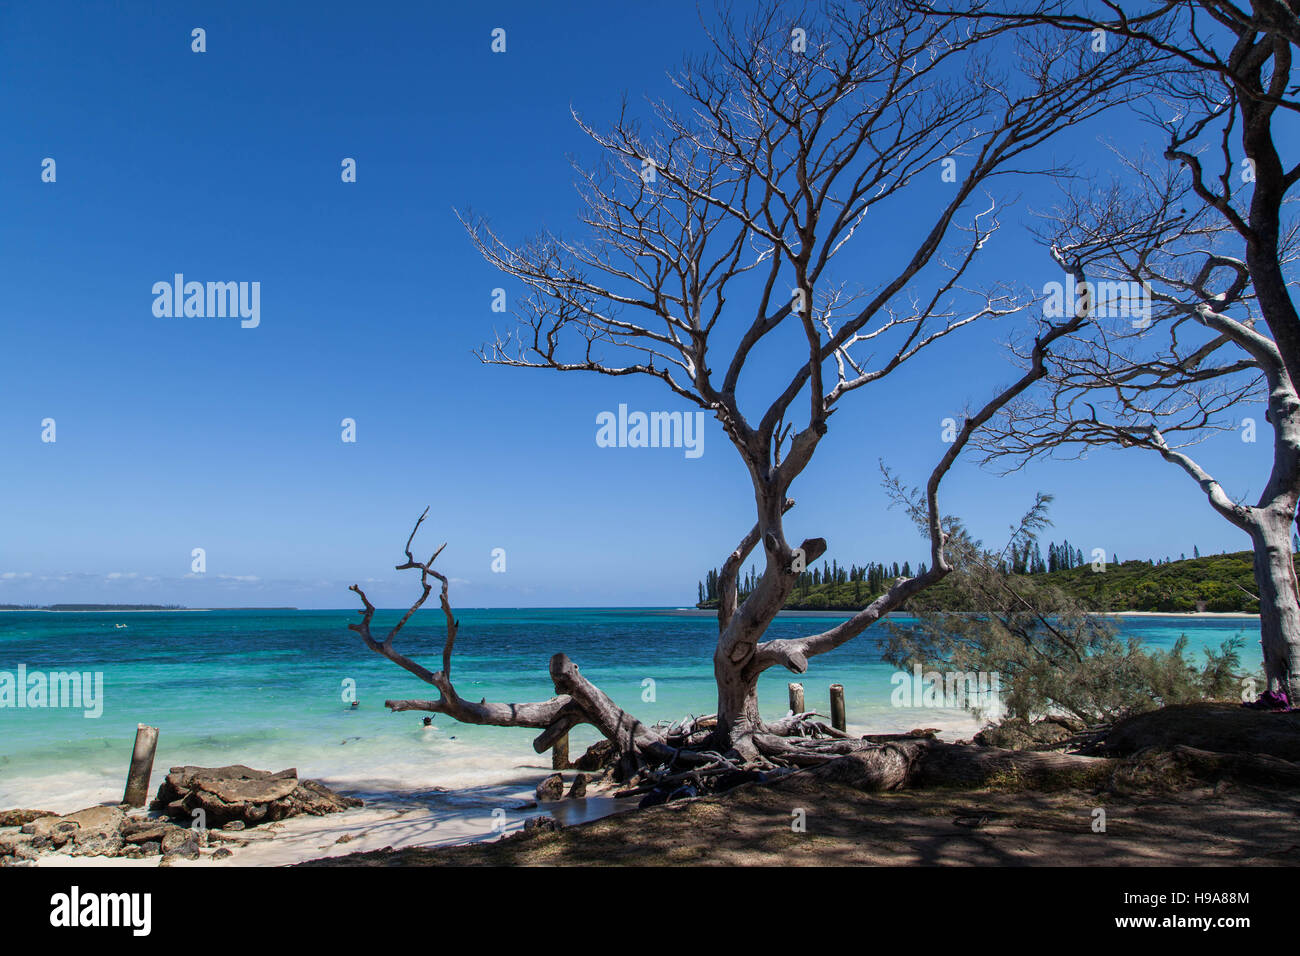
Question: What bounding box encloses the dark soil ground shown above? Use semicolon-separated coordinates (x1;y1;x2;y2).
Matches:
305;772;1300;866
304;704;1300;866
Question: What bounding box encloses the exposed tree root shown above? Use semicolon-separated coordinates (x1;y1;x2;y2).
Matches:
350;512;1122;800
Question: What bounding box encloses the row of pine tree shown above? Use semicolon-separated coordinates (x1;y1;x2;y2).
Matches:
695;539;1220;605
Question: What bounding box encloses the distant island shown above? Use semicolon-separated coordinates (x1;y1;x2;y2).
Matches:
697;547;1269;614
0;604;299;611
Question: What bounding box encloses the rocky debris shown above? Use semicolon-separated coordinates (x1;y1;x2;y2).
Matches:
535;773;565;802
7;805;130;859
278;778;363;818
0;832;32;856
211;847;233;860
161;829;196;854
522;815;562;834
567;773;588;799
161;831;201;862
536;771;597;802
0;762;359;865
0;809;58;828
1;805;181;862
136;841;162;857
70;830;124;858
573;739;618;771
121;819;178;845
150;765;362;828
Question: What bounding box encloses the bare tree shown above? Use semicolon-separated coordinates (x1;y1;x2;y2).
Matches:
934;0;1300;700
978;139;1300;699
351;1;1157;773
922;2;1300;387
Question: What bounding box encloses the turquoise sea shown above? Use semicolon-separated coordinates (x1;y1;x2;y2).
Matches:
0;608;1263;812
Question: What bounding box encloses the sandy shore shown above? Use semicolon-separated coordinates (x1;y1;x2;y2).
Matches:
16;715;986;867
311;770;1300;867
28;776;638;868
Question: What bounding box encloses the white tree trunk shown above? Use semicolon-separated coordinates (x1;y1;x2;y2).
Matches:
1249;507;1300;701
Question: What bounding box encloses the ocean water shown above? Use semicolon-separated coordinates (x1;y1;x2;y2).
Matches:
0;608;1262;812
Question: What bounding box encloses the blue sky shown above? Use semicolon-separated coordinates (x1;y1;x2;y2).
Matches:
0;1;1286;608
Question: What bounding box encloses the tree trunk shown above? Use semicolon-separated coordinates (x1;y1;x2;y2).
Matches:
713;656;763;753
712;538;801;754
1250;509;1300;701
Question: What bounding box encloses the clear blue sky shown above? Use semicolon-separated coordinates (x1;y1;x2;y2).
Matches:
0;1;1283;608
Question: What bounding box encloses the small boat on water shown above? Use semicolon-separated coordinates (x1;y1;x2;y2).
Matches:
114;623;127;629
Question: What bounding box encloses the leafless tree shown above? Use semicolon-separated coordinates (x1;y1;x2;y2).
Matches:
351;1;1159;774
919;2;1300;389
978;142;1300;698
927;1;1300;698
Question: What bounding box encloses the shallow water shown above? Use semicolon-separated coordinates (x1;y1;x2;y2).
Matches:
0;608;1261;813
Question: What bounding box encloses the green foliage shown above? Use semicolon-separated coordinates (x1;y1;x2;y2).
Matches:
881;503;1255;723
696;550;1268;613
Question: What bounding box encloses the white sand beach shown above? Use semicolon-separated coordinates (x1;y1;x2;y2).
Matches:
15;713;985;868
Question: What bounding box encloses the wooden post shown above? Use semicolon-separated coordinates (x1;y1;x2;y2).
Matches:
552;732;569;770
829;684;846;733
788;682;805;714
122;724;159;808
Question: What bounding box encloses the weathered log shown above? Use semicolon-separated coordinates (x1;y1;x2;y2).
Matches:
1099;703;1300;760
804;740;1113;792
122;724;159;808
829;684;846;733
788;683;804;714
1112;744;1300;791
351;514;676;773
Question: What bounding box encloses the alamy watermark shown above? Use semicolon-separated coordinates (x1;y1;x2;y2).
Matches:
0;665;104;718
890;664;1001;713
1043;273;1152;328
152;274;260;328
596;404;705;459
50;886;150;936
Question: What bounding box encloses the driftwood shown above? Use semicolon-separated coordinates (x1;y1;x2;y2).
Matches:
350;512;1123;791
350;512;930;780
350;514;1300;804
1105;743;1300;792
346;2;1152;777
1098;703;1300;760
799;739;1110;791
